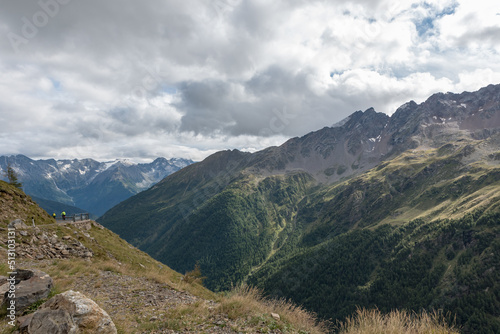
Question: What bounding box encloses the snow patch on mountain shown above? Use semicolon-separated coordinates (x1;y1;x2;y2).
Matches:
0;155;194;216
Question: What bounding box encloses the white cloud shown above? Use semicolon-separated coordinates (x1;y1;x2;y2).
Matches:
0;0;499;162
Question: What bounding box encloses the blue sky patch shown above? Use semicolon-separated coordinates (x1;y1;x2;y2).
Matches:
162;85;177;95
50;78;61;91
414;2;459;37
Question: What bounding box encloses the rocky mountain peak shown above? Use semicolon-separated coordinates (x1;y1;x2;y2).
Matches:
0;155;194;216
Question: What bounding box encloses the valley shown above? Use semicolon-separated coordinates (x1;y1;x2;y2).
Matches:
99;84;500;333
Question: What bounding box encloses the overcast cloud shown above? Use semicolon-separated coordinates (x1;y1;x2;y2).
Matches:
1;0;499;161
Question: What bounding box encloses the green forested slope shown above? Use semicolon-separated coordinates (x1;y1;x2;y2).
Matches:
250;212;500;334
246;143;500;334
144;171;315;290
98;85;500;333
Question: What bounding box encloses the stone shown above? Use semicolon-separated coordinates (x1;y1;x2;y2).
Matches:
80;223;92;231
0;283;9;305
39;234;49;243
28;308;75;333
17;313;34;332
8;219;28;229
271;312;280;321
26;290;117;334
2;269;53;314
92;222;104;229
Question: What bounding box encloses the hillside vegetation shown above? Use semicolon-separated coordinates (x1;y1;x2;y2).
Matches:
0;183;462;334
249;142;500;333
0;180;326;333
0;180;54;226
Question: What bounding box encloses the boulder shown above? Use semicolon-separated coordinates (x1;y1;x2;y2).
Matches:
26;290;117;334
8;219;28;229
2;269;53;314
28;308;75;334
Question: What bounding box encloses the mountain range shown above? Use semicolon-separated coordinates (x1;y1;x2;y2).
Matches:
99;84;500;333
0;155;193;216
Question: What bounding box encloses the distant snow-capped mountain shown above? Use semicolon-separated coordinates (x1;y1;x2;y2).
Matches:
0;155;193;216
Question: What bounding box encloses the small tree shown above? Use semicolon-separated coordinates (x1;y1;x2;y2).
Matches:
4;164;22;189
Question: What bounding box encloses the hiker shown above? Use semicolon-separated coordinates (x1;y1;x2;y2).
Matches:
62;211;66;221
53;213;56;219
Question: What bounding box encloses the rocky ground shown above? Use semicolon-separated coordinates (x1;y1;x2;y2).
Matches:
13;260;287;333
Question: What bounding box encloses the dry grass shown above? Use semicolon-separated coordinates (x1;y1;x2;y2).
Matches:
337;308;460;334
220;284;328;334
134;284;329;333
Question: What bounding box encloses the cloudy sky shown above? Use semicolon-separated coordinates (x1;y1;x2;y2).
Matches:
1;0;499;162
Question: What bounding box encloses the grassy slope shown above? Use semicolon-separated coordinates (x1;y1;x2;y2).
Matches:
0;180;54;225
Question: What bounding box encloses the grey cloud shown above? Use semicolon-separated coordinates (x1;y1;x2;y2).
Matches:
454;26;500;47
176;80;234;134
246;66;310;97
107;107;179;136
176;66;355;138
0;0;499;161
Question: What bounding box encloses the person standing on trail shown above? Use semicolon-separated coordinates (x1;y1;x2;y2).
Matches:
53;213;56;219
62;211;66;221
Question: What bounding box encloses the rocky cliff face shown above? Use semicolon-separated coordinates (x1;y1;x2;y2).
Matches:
382;84;500;153
249;107;391;183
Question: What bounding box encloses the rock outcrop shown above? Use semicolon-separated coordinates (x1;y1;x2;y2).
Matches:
19;290;117;334
1;269;53;315
0;222;96;260
8;219;29;230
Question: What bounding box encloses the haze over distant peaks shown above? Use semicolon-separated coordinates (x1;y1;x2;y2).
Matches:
0;155;193;216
